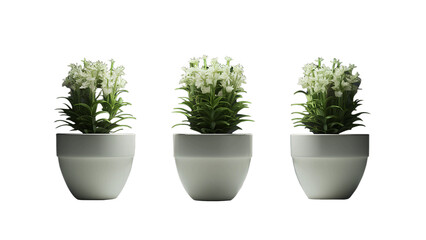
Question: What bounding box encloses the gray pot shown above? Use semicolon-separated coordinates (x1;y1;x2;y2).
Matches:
56;133;135;200
173;134;252;201
291;134;369;199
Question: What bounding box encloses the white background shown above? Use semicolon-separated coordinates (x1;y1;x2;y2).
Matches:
1;0;425;239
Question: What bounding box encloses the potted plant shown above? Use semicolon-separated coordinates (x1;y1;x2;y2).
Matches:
173;56;253;201
291;58;369;199
56;59;135;200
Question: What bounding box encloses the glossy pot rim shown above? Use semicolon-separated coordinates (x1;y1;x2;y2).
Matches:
291;133;368;137
174;133;252;136
57;133;135;136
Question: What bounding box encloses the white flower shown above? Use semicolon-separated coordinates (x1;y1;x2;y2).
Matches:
298;58;360;97
225;56;232;66
62;59;126;96
341;81;352;91
195;77;203;88
211;58;219;66
335;67;345;77
303;63;315;75
201;85;211;94
80;75;96;91
189;57;200;67
206;77;213;85
179;56;247;95
298;77;309;89
233;64;244;75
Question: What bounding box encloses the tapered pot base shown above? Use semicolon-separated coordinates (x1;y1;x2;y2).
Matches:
293;156;367;199
176;156;250;201
291;134;369;200
58;156;133;200
174;134;252;201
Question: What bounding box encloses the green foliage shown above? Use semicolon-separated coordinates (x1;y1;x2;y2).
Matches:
56;88;135;133
174;86;251;134
292;90;367;134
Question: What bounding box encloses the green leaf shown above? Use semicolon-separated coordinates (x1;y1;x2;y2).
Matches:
294;90;307;95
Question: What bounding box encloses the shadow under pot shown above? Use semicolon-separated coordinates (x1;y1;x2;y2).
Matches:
56;133;135;200
291;134;369;199
173;134;252;201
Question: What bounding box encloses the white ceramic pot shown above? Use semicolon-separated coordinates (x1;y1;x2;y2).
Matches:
56;133;135;200
291;134;369;199
174;134;252;201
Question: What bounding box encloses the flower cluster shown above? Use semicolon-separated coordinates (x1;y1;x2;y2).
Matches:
298;58;361;97
179;55;246;95
174;56;252;134
57;59;134;134
293;58;366;134
62;59;127;95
